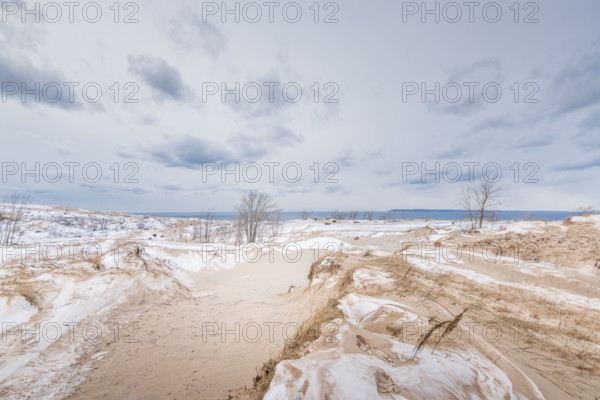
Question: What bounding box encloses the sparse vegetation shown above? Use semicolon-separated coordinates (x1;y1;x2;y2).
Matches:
412;308;468;359
575;206;597;216
307;255;341;282
379;212;393;221
298;210;312;220
331;209;345;220
192;211;214;243
0;193;30;245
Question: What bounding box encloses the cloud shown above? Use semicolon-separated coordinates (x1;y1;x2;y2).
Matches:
447;59;502;83
128;55;191;102
0;53;82;110
169;9;227;57
512;135;553;149
578;107;600;130
226;71;294;118
233;126;303;159
149;136;232;169
472;117;516;132
429;59;503;116
554;157;600;172
435;132;492;159
574;108;600;150
333;149;382;169
551;41;600;116
161;184;183;191
142;126;302;171
436;146;471;159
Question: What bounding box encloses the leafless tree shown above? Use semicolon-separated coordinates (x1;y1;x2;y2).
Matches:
193;212;214;242
461;178;503;230
362;211;374;220
235;191;281;243
0;193;30;245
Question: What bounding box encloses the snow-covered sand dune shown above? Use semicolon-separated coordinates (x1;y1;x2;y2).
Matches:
1;204;599;399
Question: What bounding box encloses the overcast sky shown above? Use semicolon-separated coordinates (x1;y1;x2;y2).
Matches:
1;0;599;212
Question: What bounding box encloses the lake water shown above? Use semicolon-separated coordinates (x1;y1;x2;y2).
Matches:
131;210;575;221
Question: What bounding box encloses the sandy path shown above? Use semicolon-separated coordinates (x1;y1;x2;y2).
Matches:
66;250;318;400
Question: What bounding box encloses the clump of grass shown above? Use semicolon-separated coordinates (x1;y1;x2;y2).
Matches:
386;324;404;338
307;256;340;281
89;253;104;271
250;298;343;399
19;289;39;308
337;266;361;296
308;254;328;280
375;256;419;295
431;309;468;354
412;308;468;360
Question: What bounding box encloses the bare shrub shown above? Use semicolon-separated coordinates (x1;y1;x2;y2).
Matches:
363;211;374;220
575;206;597;216
269;212;284;237
298;210;312;220
379;212;393;221
0;193;30;245
486;211;500;223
